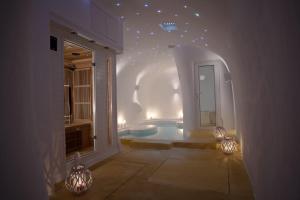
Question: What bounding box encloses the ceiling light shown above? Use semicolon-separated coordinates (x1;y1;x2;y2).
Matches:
144;3;149;7
184;5;188;8
115;2;121;7
174;14;178;17
120;16;125;20
136;30;141;34
195;12;200;17
159;22;177;32
149;32;155;35
156;9;162;13
184;30;188;33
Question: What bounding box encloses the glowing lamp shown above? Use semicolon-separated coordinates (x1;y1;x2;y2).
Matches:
214;126;226;142
221;137;238;155
65;153;93;194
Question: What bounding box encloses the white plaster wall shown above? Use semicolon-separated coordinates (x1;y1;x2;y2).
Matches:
50;24;120;188
219;63;235;129
49;0;123;52
48;0;122;191
0;0;122;197
227;0;300;199
116;62;141;125
139;67;182;120
117;56;182;126
0;1;49;199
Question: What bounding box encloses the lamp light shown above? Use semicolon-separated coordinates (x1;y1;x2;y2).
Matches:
214;126;226;142
221;136;238;155
65;152;93;194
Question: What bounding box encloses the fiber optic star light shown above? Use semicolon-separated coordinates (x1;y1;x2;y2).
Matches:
159;22;177;32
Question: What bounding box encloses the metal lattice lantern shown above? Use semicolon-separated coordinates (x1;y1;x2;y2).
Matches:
215;126;226;142
221;136;238;155
65;152;93;194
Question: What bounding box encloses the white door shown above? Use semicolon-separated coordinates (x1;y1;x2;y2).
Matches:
196;65;216;127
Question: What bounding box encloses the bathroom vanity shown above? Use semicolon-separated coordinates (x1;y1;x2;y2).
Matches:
65;120;93;155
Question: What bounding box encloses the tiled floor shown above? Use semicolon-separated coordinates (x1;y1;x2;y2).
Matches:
50;144;254;200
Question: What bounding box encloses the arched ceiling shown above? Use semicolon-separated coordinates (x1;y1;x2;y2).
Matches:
98;0;231;73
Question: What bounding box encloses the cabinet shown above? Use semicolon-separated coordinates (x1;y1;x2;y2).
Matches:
65;121;92;155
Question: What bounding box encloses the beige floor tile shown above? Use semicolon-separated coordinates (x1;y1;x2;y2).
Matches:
51;161;144;200
159;148;224;161
51;146;253;200
149;158;228;193
108;180;229;200
113;149;166;165
228;159;254;199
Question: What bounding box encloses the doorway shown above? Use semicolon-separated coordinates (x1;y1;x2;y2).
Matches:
63;41;95;158
197;65;216;127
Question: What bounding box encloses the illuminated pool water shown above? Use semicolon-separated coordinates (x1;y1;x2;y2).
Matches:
119;125;184;141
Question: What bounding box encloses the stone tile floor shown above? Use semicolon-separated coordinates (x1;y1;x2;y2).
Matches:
50;145;254;200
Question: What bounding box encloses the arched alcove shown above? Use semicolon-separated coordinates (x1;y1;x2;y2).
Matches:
173;45;236;136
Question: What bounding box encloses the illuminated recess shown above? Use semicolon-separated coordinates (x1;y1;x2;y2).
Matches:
159;22;177;32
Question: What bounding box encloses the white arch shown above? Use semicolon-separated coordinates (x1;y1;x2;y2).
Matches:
173;45;236;134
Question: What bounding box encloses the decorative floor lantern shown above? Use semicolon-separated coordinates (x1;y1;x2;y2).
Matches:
65;152;93;194
221;136;238;155
215;126;226;142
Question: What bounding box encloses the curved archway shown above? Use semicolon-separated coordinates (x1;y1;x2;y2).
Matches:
173;45;236;136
